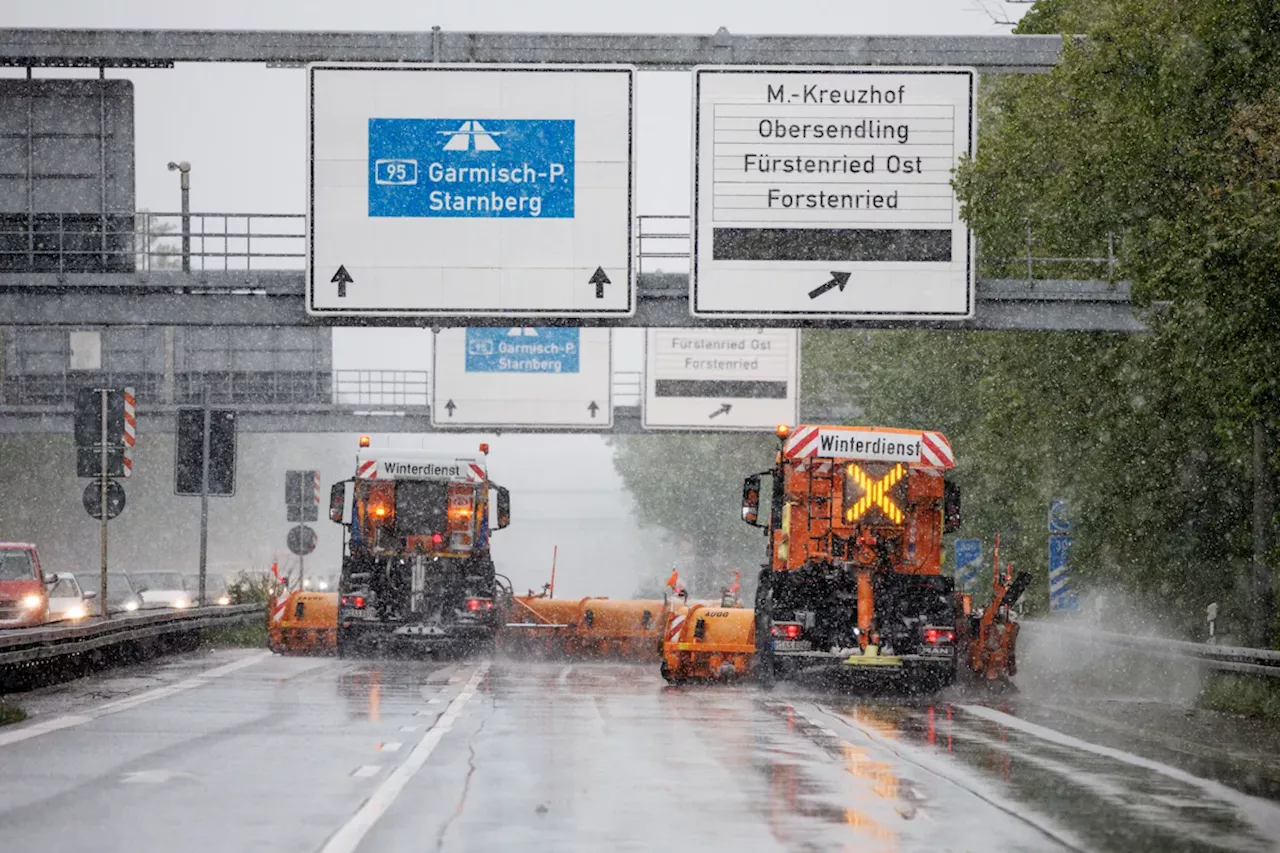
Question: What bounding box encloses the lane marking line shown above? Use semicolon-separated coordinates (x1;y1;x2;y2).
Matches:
0;651;271;749
352;765;382;778
399;726;420;733
958;704;1280;829
321;662;490;853
378;742;402;753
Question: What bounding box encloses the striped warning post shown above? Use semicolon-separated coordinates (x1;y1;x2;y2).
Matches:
121;387;136;478
269;561;288;624
312;471;322;508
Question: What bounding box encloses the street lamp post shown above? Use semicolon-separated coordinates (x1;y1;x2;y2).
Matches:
167;161;191;272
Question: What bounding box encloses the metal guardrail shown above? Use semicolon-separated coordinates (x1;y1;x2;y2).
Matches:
0;604;264;668
0;210;1121;284
1025;621;1280;679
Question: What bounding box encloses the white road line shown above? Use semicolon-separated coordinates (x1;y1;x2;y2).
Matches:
378;741;402;753
958;703;1280;836
0;652;271;749
321;662;490;853
351;765;382;778
556;665;573;685
398;726;420;733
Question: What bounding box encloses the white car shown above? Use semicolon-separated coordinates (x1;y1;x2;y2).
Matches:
45;573;97;622
131;571;193;609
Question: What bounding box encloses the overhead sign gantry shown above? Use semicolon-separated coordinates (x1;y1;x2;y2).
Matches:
308;64;635;318
691;67;976;320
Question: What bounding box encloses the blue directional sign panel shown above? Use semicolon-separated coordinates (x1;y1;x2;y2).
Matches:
954;539;982;594
1048;535;1079;612
464;328;580;374
369;119;575;219
308;65;635;318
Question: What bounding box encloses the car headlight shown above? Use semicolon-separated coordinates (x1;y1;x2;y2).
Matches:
66;604;87;620
318;581;329;591
21;593;44;611
172;598;191;609
123;600;139;612
216;596;231;606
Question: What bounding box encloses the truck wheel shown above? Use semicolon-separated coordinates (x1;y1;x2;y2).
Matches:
754;569;776;690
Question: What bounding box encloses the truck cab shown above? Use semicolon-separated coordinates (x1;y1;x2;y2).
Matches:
328;440;510;655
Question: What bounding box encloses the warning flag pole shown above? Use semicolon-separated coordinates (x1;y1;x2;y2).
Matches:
549;545;558;599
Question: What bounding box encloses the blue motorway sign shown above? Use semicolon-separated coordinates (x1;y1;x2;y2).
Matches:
368;119;574;219
954;539;982;594
465;328;580;374
1048;534;1079;612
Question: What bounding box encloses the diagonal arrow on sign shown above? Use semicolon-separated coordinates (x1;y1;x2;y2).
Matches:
708;403;732;419
807;271;851;300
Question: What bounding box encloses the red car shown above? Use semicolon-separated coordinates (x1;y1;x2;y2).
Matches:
0;542;52;628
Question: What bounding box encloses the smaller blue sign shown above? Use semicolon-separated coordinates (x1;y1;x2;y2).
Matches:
954;539;982;594
369;118;575;219
1048;534;1079;612
465;328;580;374
1048;499;1071;534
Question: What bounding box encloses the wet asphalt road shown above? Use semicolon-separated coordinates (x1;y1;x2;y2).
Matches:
2;652;1279;853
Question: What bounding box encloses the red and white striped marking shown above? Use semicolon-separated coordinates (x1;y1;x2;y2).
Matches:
357;460;377;479
313;471;322;506
121;387;136;478
269;561;288;624
783;425;822;459
793;459;832;475
920;431;955;469
468;463;486;482
666;613;687;642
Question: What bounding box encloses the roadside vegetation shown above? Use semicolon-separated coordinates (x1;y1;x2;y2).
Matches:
0;701;27;727
1200;675;1280;724
201;620;268;649
612;0;1280;644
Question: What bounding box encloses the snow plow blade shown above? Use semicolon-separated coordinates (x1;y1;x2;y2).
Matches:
500;596;663;661
660;602;756;683
268;591;338;655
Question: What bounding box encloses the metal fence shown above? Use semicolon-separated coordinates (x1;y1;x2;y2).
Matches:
0;210;1121;283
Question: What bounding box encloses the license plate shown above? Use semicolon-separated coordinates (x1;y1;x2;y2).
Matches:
774;640;812;652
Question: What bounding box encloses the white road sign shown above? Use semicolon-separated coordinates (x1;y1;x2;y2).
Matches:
643;328;800;431
431;327;612;428
692;67;975;320
308;64;635;318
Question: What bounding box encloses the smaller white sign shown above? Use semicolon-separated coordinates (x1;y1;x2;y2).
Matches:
431;327;612;428
643;329;799;430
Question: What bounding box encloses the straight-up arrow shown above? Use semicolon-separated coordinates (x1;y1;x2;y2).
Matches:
589;267;611;299
808;271;851;300
587;401;600;418
444;399;456;417
331;265;354;298
709;403;732;419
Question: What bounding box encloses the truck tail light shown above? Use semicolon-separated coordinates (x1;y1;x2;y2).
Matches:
771;622;802;640
923;627;955;645
466;598;493;612
342;595;366;609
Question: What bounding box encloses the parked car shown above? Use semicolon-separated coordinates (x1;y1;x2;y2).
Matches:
131;571;192;609
45;573;96;622
182;573;232;606
0;542;52;628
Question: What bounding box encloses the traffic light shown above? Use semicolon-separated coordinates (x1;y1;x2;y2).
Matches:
175;407;237;496
74;388;128;478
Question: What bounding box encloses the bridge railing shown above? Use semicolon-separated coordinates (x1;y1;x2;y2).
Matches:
0;210;1120;284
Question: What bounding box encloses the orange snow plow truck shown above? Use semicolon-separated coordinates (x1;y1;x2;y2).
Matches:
661;424;1030;689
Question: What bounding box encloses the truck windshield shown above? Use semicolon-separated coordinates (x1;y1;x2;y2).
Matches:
0;548;35;581
395;480;450;536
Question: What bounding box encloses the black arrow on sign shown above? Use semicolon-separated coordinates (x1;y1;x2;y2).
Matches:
709;403;732;419
444;399;456;417
807;271;851;300
587;401;600;418
589;267;611;299
331;265;354;298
